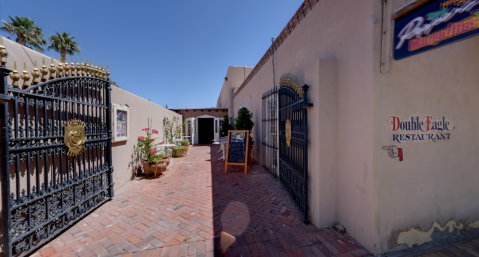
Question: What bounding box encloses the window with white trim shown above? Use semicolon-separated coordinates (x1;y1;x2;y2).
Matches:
112;103;129;142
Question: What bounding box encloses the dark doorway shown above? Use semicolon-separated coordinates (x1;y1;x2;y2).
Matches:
198;118;214;144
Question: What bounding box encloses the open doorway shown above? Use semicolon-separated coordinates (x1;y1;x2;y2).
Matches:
198;118;214;144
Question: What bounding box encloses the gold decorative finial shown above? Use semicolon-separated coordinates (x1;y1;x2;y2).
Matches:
80;57;85;76
90;60;94;76
97;63;101;78
101;65;105;79
31;60;40;85
85;59;90;76
76;57;80;76
94;61;99;78
63;56;70;77
21;62;30;87
106;65;110;80
49;57;56;79
40;58;48;82
57;55;64;78
10;61;20;87
70;56;75;76
0;37;7;66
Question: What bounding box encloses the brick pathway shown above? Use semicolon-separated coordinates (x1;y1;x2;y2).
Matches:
31;144;372;257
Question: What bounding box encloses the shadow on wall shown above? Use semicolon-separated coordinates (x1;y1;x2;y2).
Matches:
130;144;143;180
112;141;143;181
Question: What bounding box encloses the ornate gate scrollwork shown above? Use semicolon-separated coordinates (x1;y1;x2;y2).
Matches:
278;73;312;223
0;52;114;257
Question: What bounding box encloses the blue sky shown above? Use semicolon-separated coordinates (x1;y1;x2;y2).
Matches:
0;0;302;109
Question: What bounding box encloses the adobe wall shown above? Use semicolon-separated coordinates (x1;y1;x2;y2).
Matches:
111;87;181;190
233;0;376;251
216;66;252;120
371;0;479;253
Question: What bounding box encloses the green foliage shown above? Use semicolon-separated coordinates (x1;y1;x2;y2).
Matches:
181;140;189;146
1;16;46;52
172;146;188;157
48;32;81;62
153;152;168;161
220;115;233;137
235;107;254;146
163;116;183;144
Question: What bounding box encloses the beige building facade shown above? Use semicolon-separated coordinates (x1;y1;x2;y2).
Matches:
216;66;253;121
221;0;479;254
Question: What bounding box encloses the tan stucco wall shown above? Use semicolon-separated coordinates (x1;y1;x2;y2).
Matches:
370;0;479;253
111;87;181;189
216;66;252;120
233;0;376;251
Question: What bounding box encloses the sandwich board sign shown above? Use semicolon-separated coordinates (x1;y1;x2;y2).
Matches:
224;130;250;174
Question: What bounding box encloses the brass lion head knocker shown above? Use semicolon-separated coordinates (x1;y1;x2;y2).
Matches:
64;119;86;156
286;119;292;147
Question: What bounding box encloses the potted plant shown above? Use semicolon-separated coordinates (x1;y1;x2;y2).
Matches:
235;107;254;163
157;140;171;166
220;114;233;137
172;146;188;157
136;128;164;176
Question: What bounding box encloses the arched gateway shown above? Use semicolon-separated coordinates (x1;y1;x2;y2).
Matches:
278;74;312;223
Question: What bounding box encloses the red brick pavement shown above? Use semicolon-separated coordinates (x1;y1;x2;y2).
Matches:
31;144;372;257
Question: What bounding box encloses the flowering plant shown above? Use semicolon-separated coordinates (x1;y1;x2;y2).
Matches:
136;127;159;166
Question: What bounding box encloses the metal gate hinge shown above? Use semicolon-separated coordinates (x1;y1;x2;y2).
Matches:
0;94;11;101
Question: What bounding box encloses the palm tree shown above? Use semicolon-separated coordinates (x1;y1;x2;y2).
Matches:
48;32;81;63
0;16;46;52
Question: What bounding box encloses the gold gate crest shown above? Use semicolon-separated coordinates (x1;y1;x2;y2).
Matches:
64;119;86;156
286;119;292;147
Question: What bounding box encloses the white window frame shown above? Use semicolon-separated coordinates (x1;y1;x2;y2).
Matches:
112;103;129;142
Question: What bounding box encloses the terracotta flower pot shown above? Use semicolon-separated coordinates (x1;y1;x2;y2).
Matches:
173;149;185;158
162;156;170;166
142;161;165;176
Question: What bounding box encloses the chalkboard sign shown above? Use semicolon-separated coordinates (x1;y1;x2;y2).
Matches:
224;130;250;174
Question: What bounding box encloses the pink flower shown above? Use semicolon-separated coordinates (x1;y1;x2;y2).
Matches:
138;136;144;141
149;149;157;155
152;129;158;134
142;128;150;131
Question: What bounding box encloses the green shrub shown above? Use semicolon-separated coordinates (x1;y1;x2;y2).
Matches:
220;115;233;137
234;107;254;146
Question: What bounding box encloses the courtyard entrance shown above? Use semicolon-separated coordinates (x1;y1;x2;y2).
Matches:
31;145;370;257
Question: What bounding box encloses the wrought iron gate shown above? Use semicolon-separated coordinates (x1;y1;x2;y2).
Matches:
0;57;113;257
278;75;312;223
262;87;278;177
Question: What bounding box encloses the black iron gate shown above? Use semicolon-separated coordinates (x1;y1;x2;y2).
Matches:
0;58;114;257
262;86;278;177
278;79;312;223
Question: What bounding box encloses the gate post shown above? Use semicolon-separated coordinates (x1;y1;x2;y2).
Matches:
106;81;114;197
302;84;312;224
0;65;12;257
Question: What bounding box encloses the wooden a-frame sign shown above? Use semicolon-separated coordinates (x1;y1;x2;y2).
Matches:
224;130;250;174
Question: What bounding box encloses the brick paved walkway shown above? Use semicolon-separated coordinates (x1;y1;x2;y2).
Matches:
32;144;372;257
